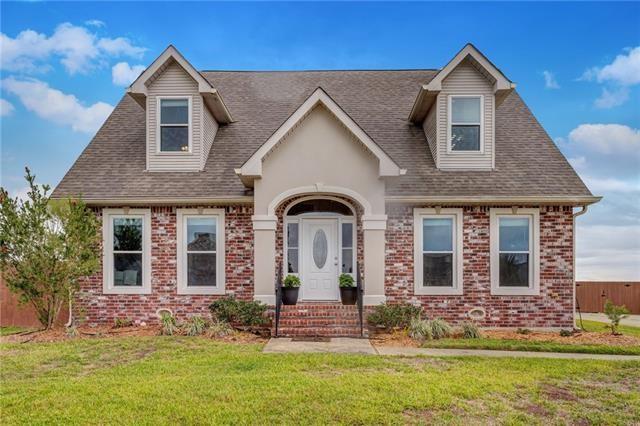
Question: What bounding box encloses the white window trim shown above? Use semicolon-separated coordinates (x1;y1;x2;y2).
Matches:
414;208;463;295
490;208;540;296
177;208;225;295
102;208;151;295
447;95;484;154
156;96;192;154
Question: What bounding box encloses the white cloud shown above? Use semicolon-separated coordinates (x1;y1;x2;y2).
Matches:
0;22;146;74
2;77;113;133
568;123;640;155
0;98;15;116
111;62;146;86
85;19;106;28
542;70;559;89
582;46;640;86
582;176;640;193
594;87;629;109
576;224;640;280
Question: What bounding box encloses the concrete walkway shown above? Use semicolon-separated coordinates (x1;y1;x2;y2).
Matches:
263;338;640;361
580;313;640;328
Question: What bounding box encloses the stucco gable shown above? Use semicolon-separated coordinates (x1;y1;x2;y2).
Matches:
237;87;405;187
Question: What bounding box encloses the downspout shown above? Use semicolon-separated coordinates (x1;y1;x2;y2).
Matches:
572;205;589;328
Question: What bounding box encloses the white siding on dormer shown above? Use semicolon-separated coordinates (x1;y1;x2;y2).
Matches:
436;60;494;170
422;100;438;165
147;61;203;171
201;105;219;170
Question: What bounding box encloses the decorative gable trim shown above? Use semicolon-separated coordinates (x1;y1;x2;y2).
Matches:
237;87;405;185
127;45;233;124
408;43;516;123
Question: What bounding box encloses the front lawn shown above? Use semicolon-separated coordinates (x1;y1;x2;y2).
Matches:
1;337;639;424
580;319;640;337
421;337;640;355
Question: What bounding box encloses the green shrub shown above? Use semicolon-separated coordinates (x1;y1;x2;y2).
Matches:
283;274;301;288
338;273;355;288
160;312;177;336
430;318;452;339
367;303;422;329
461;321;481;339
559;329;574;337
604;299;629;335
182;316;208;336
209;296;268;327
408;318;432;342
113;317;133;328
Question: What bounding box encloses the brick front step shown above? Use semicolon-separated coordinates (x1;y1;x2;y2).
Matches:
272;302;367;337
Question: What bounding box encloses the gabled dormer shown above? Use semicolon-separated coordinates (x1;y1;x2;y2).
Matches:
409;44;515;170
127;45;233;172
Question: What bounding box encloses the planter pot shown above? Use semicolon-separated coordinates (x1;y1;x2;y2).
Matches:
340;287;358;305
281;287;299;305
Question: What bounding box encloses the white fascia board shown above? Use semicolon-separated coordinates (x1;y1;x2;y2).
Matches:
425;44;515;92
239;88;402;178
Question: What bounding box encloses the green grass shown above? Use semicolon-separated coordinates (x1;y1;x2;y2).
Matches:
1;337;639;425
580;319;640;337
0;326;30;336
421;338;640;355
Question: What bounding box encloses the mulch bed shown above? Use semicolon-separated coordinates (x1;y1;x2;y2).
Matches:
0;325;267;344
370;328;640;348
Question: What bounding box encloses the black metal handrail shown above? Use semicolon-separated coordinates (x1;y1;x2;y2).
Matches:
274;263;283;337
356;263;364;337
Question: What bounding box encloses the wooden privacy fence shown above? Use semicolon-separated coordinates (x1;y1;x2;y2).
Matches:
576;281;640;314
0;276;68;328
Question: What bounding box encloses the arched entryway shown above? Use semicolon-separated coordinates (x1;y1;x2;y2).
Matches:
282;197;358;301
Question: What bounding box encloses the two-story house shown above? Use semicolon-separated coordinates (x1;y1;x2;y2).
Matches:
51;44;599;336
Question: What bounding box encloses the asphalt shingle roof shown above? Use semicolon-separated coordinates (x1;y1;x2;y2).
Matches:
52;70;592;201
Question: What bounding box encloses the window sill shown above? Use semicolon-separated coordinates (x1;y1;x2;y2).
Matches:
103;286;151;295
490;287;540;296
415;286;463;296
177;285;226;295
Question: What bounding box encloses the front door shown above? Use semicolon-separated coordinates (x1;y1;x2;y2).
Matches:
301;218;338;300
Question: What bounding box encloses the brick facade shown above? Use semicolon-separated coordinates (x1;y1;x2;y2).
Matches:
77;205;253;325
385;205;574;328
79;202;574;330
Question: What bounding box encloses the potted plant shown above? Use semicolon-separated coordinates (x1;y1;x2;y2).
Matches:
282;274;301;305
339;273;357;305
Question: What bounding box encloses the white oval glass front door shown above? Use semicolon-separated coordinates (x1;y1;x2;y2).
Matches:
301;219;338;300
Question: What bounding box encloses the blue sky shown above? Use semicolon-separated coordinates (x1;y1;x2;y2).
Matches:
1;1;639;280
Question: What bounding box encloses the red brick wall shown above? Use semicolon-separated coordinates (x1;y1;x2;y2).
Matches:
77;205;253;325
385;205;574;328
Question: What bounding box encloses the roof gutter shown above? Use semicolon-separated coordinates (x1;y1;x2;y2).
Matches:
384;195;602;206
54;196;254;206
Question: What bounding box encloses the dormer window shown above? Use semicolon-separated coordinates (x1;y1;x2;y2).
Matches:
448;95;483;152
158;97;191;152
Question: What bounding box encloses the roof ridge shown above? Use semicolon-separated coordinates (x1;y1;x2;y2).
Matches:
200;68;439;73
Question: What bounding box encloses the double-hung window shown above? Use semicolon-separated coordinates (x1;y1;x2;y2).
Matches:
414;208;463;295
177;209;225;294
449;95;483;152
490;208;540;295
158;97;191;152
103;209;151;294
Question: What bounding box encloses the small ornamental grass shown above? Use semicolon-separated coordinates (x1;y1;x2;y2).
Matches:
461;321;481;339
429;318;452;340
182;316;208;336
160;312;178;336
408;318;432;342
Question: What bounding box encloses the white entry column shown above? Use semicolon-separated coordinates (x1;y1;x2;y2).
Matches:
362;215;387;305
253;215;277;305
